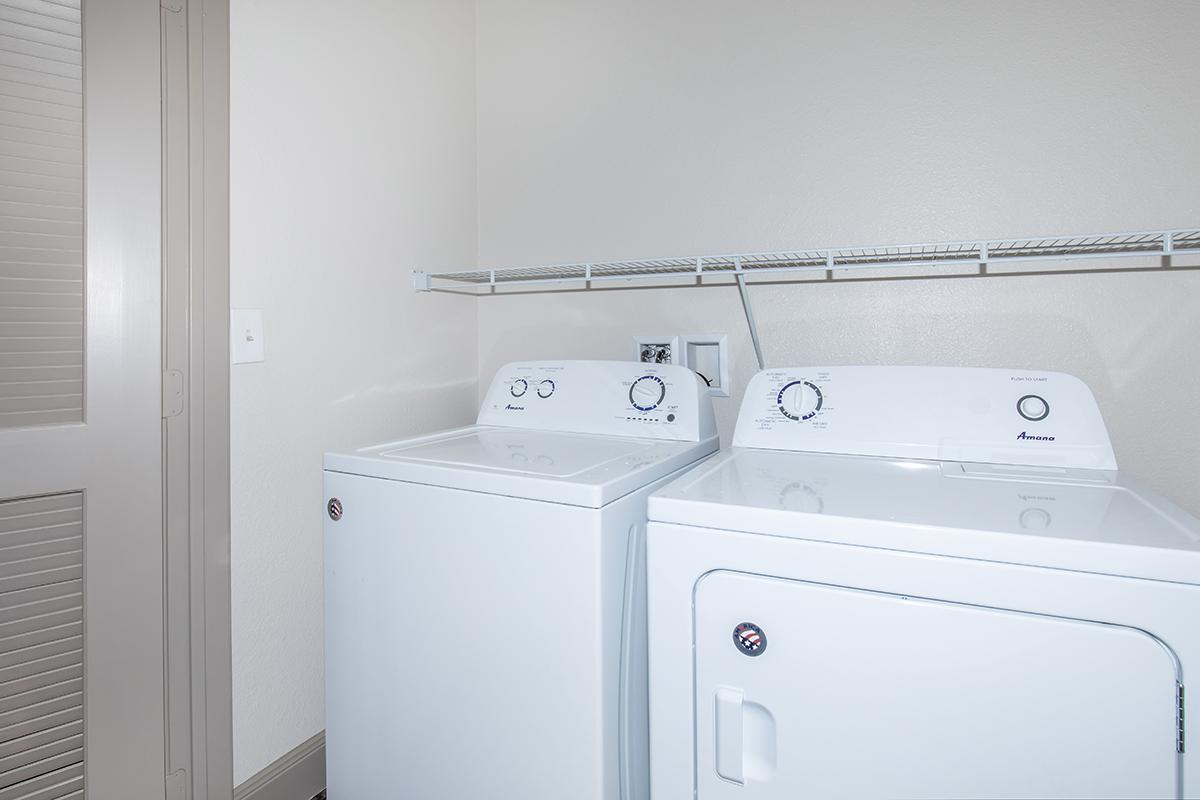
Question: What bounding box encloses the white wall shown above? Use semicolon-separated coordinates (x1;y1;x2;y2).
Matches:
229;0;1200;783
475;0;1200;515
230;0;478;783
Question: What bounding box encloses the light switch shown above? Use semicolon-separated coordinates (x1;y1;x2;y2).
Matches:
231;309;265;364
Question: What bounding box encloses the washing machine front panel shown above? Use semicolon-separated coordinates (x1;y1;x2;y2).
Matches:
692;570;1180;799
325;472;613;799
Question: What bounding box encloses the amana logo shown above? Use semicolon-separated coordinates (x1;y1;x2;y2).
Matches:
1017;431;1055;441
504;404;525;411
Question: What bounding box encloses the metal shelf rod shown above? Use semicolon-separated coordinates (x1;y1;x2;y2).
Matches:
413;227;1199;292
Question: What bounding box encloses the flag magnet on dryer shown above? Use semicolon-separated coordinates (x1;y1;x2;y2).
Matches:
733;622;767;657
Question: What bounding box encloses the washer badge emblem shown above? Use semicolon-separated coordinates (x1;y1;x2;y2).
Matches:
732;622;767;657
327;497;343;521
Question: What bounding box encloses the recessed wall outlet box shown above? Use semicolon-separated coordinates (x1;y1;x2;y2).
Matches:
682;333;730;397
231;309;265;364
633;335;681;365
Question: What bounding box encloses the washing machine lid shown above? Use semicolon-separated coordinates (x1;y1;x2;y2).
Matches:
325;360;718;507
648;448;1200;584
325;425;718;508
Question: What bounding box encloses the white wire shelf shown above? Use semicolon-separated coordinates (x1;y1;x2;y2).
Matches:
412;227;1200;292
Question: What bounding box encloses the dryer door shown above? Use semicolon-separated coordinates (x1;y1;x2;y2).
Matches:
694;571;1180;799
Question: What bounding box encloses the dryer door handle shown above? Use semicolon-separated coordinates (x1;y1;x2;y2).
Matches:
715;687;745;785
715;686;777;786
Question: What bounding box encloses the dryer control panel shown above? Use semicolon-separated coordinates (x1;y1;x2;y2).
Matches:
478;360;718;443
732;366;1116;470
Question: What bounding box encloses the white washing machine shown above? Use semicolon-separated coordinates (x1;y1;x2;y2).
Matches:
324;360;717;799
647;366;1200;799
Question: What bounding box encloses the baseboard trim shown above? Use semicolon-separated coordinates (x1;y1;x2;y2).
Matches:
234;731;325;800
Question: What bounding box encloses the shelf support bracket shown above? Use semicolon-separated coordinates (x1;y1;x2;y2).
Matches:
734;258;766;371
412;271;432;292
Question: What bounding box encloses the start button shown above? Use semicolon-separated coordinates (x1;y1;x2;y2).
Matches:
1017;394;1050;422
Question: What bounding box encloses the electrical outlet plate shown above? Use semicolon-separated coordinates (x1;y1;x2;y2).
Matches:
633;335;681;366
682;333;730;397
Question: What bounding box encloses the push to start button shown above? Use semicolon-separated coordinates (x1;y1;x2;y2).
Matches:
1017;394;1050;422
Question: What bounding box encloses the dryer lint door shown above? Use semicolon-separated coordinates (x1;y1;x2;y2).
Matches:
694;571;1180;799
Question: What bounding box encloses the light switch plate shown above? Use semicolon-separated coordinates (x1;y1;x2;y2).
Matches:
231;309;265;364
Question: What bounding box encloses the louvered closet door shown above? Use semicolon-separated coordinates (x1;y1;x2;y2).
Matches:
0;2;166;799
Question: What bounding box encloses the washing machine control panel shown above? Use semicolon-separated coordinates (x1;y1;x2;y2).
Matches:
478;360;717;442
733;366;1116;470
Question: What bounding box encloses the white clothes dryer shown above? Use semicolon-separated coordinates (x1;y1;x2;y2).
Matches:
647;366;1199;799
324;361;717;799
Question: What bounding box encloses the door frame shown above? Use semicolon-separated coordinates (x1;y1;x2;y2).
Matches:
161;0;232;797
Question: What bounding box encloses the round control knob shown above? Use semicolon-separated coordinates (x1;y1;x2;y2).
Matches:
777;380;823;421
1019;507;1052;531
510;379;528;398
1017;394;1049;422
537;379;555;399
629;375;666;411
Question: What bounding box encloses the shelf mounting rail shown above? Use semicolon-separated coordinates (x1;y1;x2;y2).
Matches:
414;227;1197;369
412;227;1199;293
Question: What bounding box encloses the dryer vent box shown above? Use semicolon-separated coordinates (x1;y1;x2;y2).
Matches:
683;334;730;397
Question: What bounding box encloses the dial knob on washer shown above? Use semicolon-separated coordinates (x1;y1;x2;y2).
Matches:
777;380;823;421
630;375;666;411
510;379;528;398
537;379;555;398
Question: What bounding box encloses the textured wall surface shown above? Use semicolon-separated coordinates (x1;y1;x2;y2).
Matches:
230;0;478;783
475;0;1200;515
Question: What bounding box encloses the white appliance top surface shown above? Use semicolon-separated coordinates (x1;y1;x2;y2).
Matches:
325;425;717;507
649;447;1200;584
378;428;670;478
324;360;719;506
